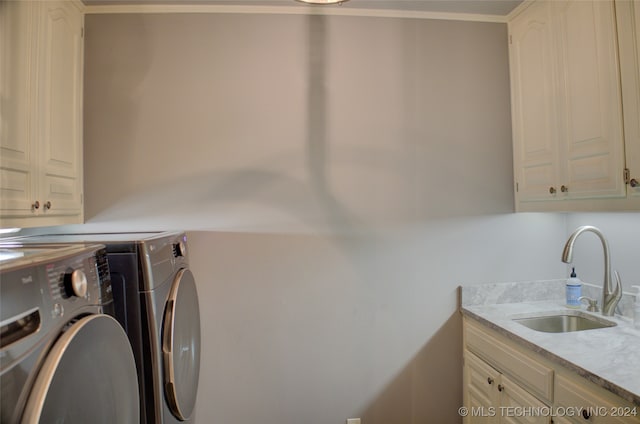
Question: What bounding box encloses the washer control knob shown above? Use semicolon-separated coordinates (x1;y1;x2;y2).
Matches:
64;269;88;298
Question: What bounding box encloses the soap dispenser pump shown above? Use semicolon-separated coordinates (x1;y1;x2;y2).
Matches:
566;267;582;308
632;285;640;329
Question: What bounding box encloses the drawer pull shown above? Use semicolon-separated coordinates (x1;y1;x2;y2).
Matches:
487;377;494;385
582;409;591;420
498;384;504;392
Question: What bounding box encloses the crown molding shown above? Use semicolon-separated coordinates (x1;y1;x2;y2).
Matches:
84;4;509;23
506;0;534;22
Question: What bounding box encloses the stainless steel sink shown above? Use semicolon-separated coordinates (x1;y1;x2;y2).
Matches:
513;312;616;333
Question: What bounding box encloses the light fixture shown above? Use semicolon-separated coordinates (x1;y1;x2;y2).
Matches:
295;0;349;4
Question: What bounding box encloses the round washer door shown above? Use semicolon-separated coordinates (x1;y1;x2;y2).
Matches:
22;314;139;424
163;268;201;421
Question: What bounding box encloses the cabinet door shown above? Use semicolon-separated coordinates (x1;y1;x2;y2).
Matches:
617;0;640;197
499;375;549;424
0;0;39;216
464;351;500;424
509;0;560;202
552;0;625;199
36;0;83;215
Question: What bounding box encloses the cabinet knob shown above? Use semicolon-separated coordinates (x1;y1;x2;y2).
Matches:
631;178;639;188
44;201;52;210
32;200;40;210
549;187;556;194
497;384;504;392
561;185;569;193
582;409;591;420
487;377;494;385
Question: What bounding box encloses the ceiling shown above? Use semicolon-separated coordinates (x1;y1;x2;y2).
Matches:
83;0;525;17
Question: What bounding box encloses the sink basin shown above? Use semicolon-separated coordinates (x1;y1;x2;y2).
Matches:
513;312;616;333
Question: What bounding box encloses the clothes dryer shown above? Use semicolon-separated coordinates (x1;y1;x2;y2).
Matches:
0;243;139;424
9;232;201;424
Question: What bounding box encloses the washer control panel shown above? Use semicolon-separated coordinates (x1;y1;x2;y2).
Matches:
42;246;112;310
46;260;94;302
0;244;112;360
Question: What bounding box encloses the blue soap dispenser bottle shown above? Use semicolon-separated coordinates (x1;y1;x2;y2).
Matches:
566;267;582;308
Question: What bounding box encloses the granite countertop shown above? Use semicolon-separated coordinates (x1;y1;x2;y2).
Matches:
460;280;640;407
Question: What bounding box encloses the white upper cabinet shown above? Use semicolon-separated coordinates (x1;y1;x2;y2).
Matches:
509;0;637;211
0;0;84;228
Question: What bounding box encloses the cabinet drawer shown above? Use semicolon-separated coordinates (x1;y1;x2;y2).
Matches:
465;321;554;403
555;373;640;424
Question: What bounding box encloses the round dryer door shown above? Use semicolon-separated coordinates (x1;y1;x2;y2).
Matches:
22;314;139;424
162;268;201;421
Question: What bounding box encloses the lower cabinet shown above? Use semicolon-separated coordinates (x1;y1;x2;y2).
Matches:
463;318;640;424
464;350;549;424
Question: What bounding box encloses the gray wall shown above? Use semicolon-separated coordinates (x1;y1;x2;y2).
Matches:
82;13;516;230
186;217;566;424
81;12;574;424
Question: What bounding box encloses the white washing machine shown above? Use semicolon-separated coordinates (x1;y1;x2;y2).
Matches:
0;243;140;423
10;232;201;424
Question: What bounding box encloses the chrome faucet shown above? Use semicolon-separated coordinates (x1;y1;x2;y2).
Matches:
562;226;622;316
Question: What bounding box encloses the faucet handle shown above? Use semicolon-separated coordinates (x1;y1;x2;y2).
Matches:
613;270;623;296
579;296;599;312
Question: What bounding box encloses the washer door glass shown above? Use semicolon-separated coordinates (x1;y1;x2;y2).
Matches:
22;314;139;424
163;268;201;421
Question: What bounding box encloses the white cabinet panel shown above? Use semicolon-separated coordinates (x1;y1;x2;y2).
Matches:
464;351;500;424
0;0;84;227
554;0;625;199
509;0;630;210
510;0;559;202
38;0;83;213
500;375;548;424
0;0;38;214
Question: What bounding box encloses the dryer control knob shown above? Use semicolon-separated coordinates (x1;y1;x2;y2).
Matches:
64;269;88;298
173;241;186;257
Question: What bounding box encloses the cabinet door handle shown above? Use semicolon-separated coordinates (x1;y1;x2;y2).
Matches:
32;200;40;210
44;201;51;210
631;178;639;188
561;185;568;193
497;384;504;392
549;186;556;194
487;377;494;385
